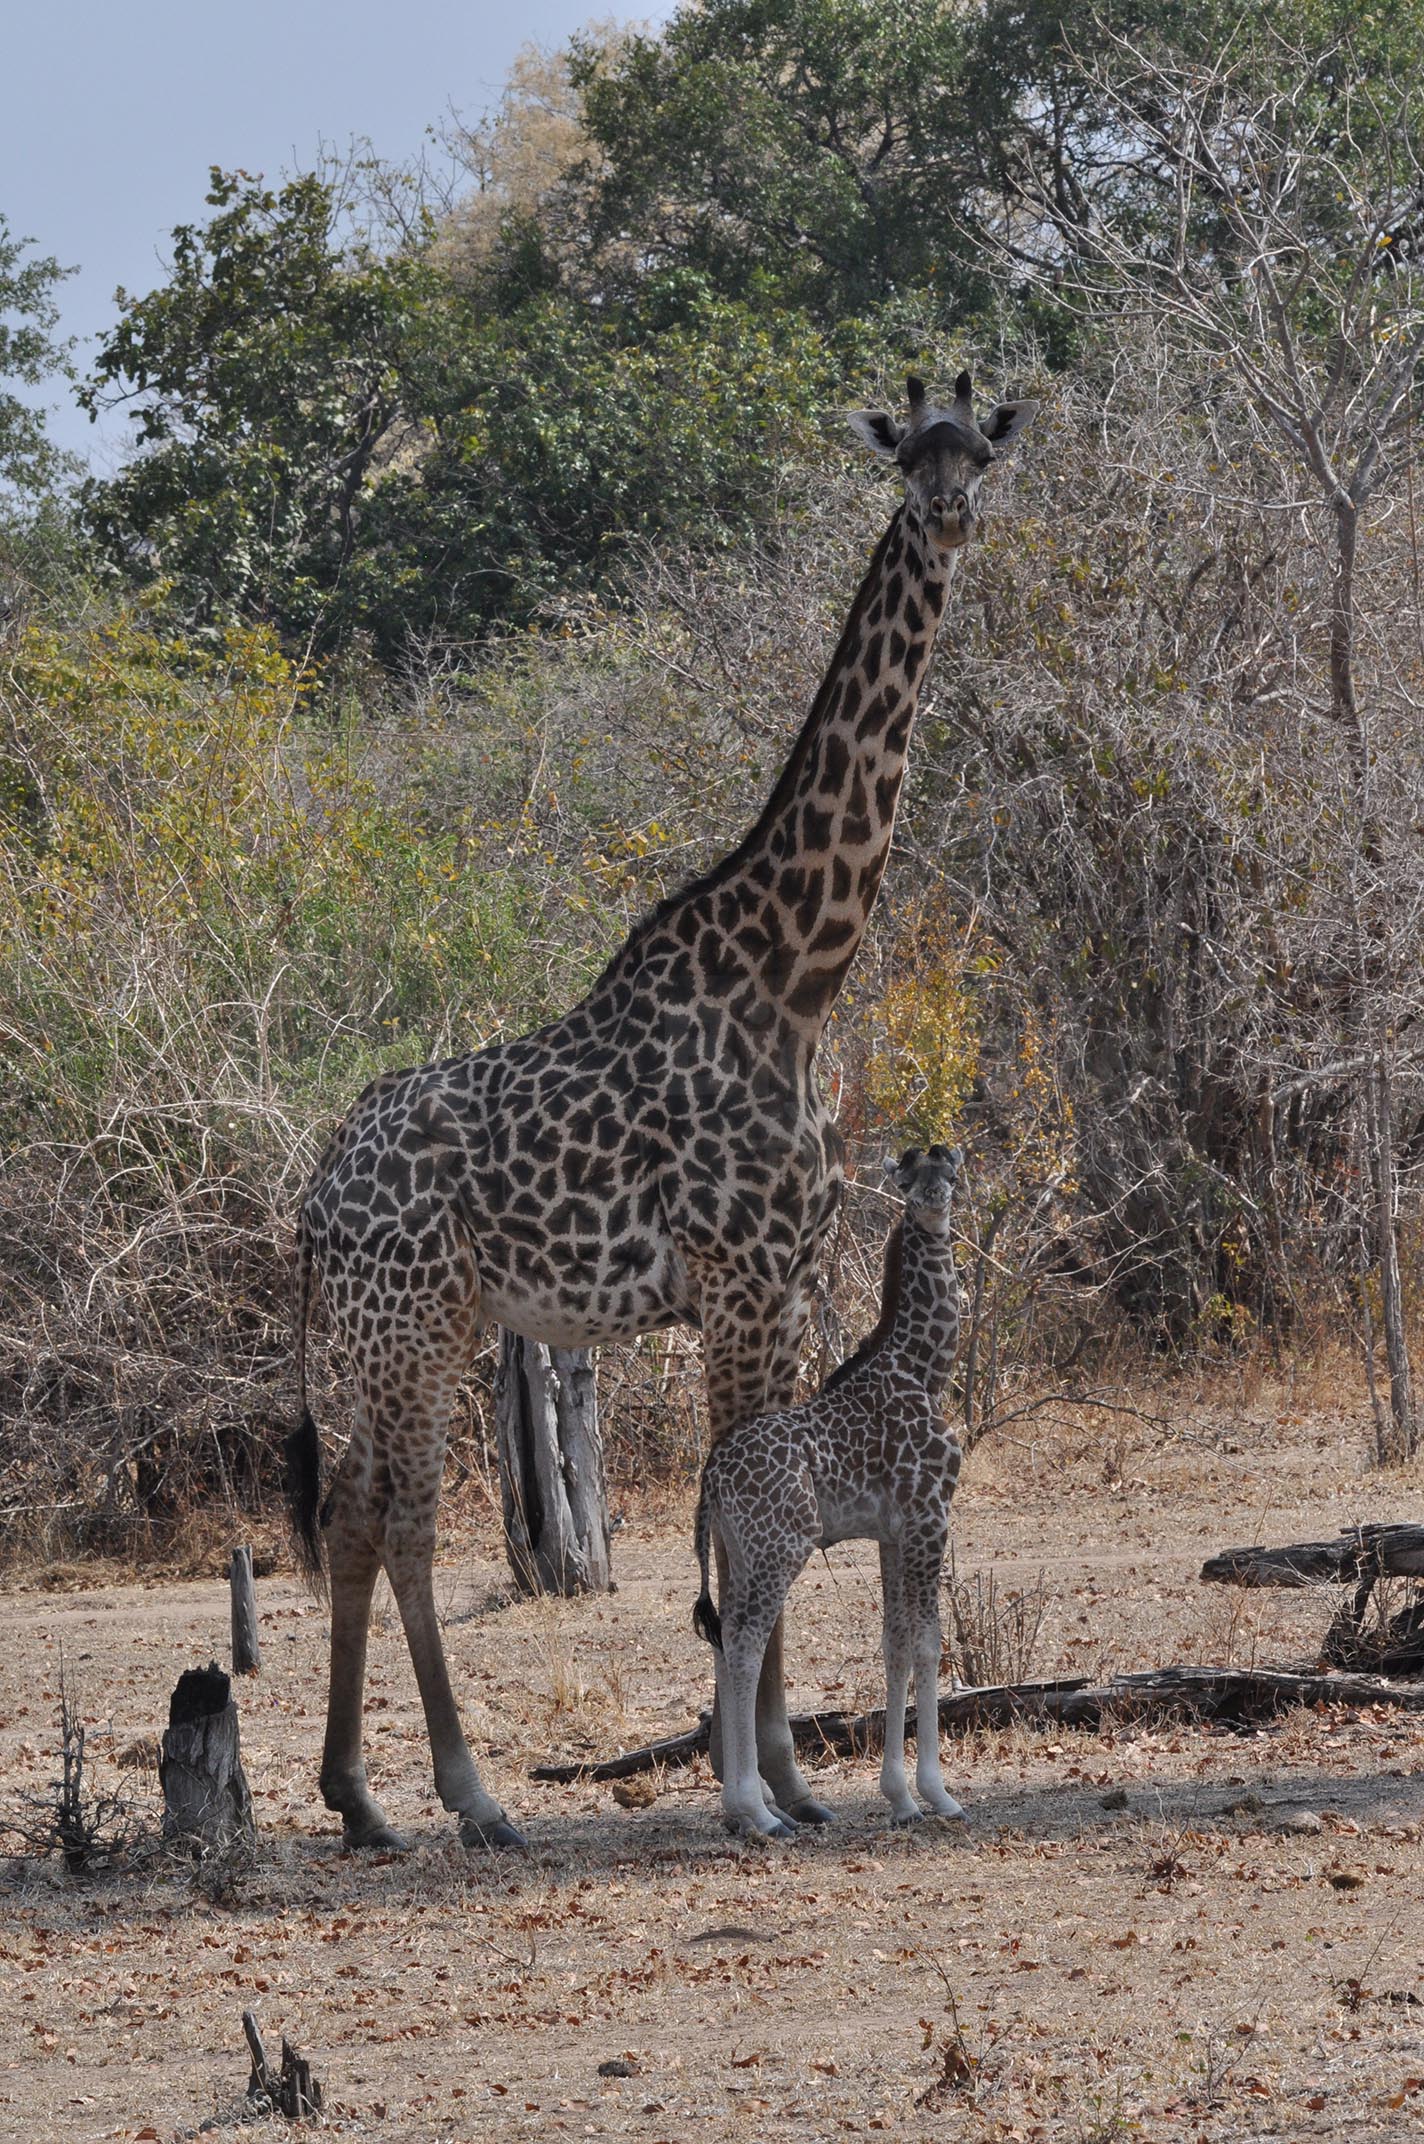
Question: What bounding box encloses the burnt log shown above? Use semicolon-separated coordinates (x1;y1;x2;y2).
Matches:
530;1665;1424;1783
243;2009;324;2118
1201;1524;1424;1588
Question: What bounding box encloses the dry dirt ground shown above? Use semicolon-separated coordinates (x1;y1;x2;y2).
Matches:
4;1373;1424;2144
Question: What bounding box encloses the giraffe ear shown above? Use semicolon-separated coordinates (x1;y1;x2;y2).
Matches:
881;1151;901;1182
848;408;906;461
980;398;1040;446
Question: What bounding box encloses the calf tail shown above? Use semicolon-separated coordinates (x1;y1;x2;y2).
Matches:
285;1206;327;1597
691;1468;723;1650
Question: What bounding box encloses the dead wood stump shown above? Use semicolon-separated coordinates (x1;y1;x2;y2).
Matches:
229;1544;261;1676
160;1663;255;1852
496;1331;611;1596
243;2008;324;2117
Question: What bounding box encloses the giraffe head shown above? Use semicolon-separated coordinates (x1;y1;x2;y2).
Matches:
883;1143;964;1221
849;372;1038;551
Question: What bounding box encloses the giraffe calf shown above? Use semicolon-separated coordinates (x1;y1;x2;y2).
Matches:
694;1146;966;1837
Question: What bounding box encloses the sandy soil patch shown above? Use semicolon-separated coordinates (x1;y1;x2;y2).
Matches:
3;1378;1423;2142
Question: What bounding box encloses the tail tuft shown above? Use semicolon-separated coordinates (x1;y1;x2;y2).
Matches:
285;1406;327;1597
692;1591;723;1650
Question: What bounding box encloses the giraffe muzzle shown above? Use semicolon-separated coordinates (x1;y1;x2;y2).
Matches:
928;490;975;548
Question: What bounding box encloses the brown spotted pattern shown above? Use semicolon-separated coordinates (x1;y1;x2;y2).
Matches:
289;378;1038;1852
693;1148;967;1837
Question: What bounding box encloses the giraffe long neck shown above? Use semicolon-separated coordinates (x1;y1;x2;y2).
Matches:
681;501;954;1038
884;1210;960;1402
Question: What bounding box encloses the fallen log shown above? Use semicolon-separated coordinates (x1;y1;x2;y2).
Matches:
530;1664;1424;1783
1202;1523;1424;1589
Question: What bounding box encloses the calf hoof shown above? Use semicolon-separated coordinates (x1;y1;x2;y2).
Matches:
724;1814;799;1843
786;1795;835;1826
461;1812;529;1853
891;1810;925;1829
343;1821;411;1854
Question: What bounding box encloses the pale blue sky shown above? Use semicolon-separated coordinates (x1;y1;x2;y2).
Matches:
2;0;658;474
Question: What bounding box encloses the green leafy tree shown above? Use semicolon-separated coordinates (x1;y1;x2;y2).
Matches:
0;214;74;503
568;0;1424;327
569;0;990;319
82;173;863;657
81;170;453;640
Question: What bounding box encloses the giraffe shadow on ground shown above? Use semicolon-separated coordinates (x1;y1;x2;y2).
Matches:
273;1755;1424;1894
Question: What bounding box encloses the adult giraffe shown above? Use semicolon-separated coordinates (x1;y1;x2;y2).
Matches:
289;372;1038;1849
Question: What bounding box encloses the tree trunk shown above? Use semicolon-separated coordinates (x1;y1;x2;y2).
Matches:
1365;1056;1417;1461
1332;494;1416;1464
495;1331;611;1596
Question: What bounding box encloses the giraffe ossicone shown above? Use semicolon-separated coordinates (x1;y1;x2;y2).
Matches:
288;376;1037;1853
693;1145;968;1837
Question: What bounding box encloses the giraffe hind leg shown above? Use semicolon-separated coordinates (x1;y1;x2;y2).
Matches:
320;1505;407;1850
317;1230;519;1851
716;1598;799;1839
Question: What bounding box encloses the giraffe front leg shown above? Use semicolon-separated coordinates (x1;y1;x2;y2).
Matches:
908;1541;965;1824
878;1542;922;1825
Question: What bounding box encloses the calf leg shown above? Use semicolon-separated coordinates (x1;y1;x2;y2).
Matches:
717;1605;798;1840
907;1536;964;1821
878;1543;922;1823
700;1278;832;1824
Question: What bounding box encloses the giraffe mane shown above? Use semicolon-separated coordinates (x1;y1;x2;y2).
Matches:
823;1219;904;1391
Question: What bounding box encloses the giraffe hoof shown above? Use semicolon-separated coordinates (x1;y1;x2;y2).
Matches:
460;1813;528;1853
891;1810;926;1829
786;1796;835;1826
343;1822;411;1853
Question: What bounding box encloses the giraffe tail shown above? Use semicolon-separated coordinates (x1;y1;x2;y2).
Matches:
691;1468;723;1650
284;1204;327;1598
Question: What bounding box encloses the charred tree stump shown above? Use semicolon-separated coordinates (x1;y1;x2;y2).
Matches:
229;1545;261;1676
243;2009;324;2118
496;1331;611;1597
160;1664;255;1852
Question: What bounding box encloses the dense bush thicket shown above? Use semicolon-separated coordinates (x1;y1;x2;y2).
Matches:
3;0;1424;1555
